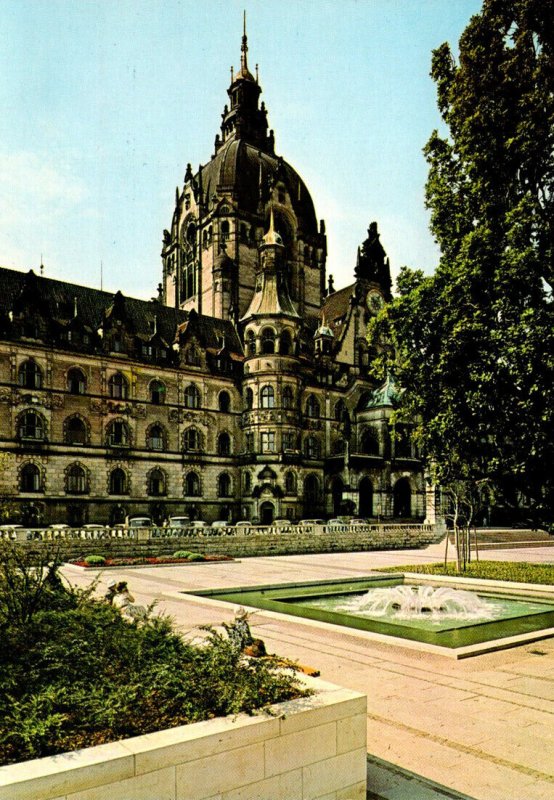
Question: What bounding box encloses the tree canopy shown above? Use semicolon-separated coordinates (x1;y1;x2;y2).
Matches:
371;0;554;524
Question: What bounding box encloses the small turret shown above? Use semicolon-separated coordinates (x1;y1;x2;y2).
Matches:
240;206;299;322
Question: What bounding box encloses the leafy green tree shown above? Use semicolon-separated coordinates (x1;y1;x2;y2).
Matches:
371;0;554;565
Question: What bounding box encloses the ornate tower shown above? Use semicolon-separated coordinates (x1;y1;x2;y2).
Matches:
161;21;326;321
238;209;305;523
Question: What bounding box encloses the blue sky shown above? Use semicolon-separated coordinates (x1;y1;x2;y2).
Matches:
0;0;482;299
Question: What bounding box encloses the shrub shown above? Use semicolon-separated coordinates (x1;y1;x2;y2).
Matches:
172;550;193;559
186;553;205;562
83;555;106;566
0;542;307;765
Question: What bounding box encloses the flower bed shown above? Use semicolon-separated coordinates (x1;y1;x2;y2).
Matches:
69;553;233;568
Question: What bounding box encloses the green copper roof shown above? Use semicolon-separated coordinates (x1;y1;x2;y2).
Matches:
363;376;401;408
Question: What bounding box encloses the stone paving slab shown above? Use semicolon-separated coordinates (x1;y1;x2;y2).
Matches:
61;544;554;800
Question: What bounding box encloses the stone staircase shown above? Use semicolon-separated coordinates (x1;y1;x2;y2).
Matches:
450;528;554;550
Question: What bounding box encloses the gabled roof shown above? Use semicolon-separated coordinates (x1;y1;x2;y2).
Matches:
321;283;355;341
0;267;184;344
176;310;243;356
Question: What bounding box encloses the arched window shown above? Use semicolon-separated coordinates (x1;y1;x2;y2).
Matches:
280;330;292;356
147;424;165;451
185;471;200;496
394;425;413;458
67;368;86;395
183;427;201;452
149;380;165;405
305;394;320;418
361;428;380;456
218;432;231;456
246;330;256;356
20;463;41;492
106;420;130;447
186;222;197;254
393;478;411;517
245;387;253;410
148;468;166;496
66;464;87;494
218;391;230;412
18;360;42;390
282;386;293;410
218;472;231;497
261;328;275;354
184;384;200;409
220;220;230;243
284;471;296;494
304;436;320;459
108;373;128;400
260;385;275;409
109;467;128;495
334;399;346;421
18;410;45;440
66;416;87;445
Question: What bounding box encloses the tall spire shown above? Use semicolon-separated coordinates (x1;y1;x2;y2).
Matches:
241;10;248;74
263;205;284;248
219;15;271;150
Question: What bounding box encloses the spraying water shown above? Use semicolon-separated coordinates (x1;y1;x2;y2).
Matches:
335;585;498;621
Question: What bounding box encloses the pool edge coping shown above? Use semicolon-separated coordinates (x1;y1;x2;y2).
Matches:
164;573;554;660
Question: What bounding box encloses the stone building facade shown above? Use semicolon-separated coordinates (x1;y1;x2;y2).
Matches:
0;29;424;527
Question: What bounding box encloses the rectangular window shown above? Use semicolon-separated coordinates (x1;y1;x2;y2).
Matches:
261;432;275;453
282;432;295;451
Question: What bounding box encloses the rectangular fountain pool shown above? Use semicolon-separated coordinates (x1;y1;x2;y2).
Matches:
188;575;554;657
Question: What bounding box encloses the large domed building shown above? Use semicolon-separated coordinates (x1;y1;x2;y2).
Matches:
162;26;325;322
0;26;424;527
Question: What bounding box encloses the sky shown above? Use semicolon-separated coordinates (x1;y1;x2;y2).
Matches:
0;0;483;299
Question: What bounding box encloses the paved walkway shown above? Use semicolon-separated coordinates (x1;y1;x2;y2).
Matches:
62;543;554;800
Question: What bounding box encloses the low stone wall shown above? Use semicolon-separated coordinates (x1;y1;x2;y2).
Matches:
0;677;367;800
9;523;443;561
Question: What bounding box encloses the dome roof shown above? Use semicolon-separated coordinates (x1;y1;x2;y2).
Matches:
198;139;318;236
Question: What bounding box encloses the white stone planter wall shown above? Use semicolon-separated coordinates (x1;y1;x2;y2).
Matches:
0;677;367;800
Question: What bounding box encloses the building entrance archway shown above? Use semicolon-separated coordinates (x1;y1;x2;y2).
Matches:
393;478;411;518
331;477;344;517
358;477;373;517
260;501;275;525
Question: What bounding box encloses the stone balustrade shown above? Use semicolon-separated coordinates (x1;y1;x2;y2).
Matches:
1;521;443;560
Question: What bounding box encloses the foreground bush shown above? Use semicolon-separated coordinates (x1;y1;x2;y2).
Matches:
0;543;307;766
377;561;554;585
